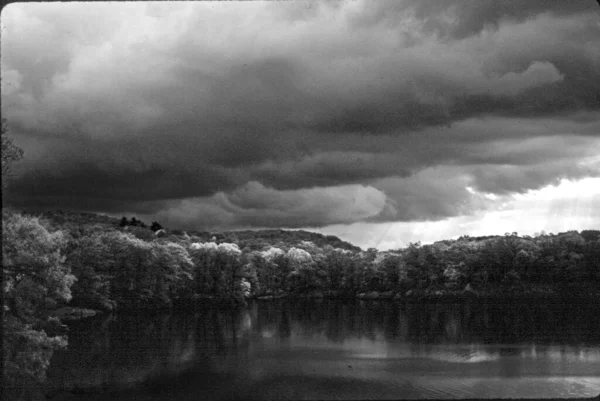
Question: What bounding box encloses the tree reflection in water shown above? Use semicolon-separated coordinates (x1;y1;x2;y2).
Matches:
46;301;600;399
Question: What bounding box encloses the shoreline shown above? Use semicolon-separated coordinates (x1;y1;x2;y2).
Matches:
54;284;600;320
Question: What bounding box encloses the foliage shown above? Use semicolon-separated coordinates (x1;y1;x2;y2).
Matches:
209;229;362;252
26;210;600;307
3;212;76;319
189;241;250;301
64;231;115;311
2;212;75;396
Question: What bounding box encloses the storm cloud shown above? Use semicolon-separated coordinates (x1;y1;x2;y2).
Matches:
1;1;599;234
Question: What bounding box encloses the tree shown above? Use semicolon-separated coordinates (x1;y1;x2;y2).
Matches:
243;251;264;296
263;246;291;293
258;247;287;294
127;225;155;241
189;242;219;296
377;252;402;291
151;242;194;305
580;230;600;243
513;241;541;282
128;217;148;227
65;232;116;311
2;212;76;397
322;247;352;292
216;242;245;299
553;231;586;283
3;212;76;321
110;233;156;307
1;119;24;190
151;221;163;232
583;239;600;282
285;247;315;292
433;239;481;287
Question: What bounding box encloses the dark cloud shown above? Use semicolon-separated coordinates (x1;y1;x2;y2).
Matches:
469;161;594;195
134;182;391;230
250;151;414;190
368;169;490;222
1;1;599;230
349;0;598;39
6;161;244;215
421;0;598;39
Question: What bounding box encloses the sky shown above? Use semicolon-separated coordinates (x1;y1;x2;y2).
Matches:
1;1;599;250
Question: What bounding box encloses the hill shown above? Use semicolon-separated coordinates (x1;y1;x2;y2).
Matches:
33;210;362;252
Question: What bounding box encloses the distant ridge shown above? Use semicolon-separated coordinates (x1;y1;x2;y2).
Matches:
32;210;363;252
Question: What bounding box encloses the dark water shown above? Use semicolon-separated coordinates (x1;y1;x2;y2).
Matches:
47;300;600;400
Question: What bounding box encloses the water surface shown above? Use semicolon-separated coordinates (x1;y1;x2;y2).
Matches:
47;300;600;399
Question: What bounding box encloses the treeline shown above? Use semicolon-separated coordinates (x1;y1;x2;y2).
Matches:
3;210;600;399
7;211;600;312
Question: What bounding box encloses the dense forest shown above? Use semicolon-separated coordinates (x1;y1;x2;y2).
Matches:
10;210;600;308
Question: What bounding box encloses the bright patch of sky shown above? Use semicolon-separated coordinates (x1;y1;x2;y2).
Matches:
314;177;600;250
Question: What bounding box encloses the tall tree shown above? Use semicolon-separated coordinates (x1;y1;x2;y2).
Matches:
2;212;76;398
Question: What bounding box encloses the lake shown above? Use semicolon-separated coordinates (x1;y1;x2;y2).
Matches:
47;300;600;400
